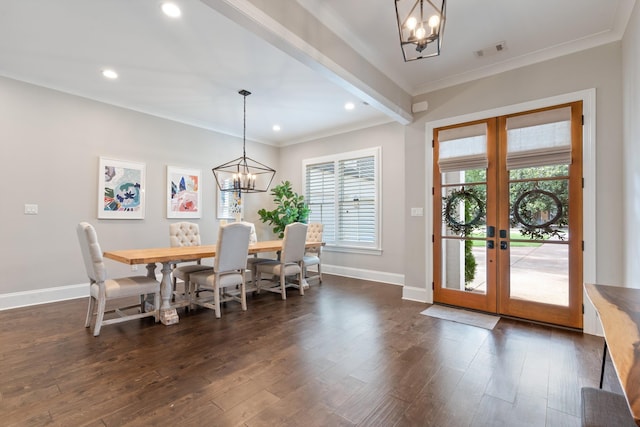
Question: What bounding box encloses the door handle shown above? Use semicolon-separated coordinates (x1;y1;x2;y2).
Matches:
487;240;494;249
500;241;508;250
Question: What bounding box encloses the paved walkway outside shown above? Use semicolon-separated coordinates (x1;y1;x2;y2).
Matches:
467;242;569;306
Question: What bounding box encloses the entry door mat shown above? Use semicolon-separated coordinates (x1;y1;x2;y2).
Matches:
420;305;500;330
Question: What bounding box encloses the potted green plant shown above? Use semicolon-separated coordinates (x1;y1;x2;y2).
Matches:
257;181;310;238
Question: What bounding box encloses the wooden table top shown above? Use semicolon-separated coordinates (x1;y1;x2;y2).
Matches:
103;240;323;265
584;283;640;425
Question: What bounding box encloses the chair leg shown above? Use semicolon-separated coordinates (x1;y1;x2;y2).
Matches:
299;270;304;296
85;296;95;328
214;284;221;318
240;280;247;311
172;276;177;302
94;297;106;336
256;271;262;293
280;273;287;300
153;292;160;323
318;264;322;284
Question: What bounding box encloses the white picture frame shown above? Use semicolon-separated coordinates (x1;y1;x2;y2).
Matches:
98;157;146;219
167;166;202;219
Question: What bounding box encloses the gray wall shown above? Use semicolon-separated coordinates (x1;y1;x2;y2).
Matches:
623;1;640;287
405;42;624;296
279;122;406;278
0;76;278;295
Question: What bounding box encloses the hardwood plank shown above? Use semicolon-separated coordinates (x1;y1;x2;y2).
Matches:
0;275;614;426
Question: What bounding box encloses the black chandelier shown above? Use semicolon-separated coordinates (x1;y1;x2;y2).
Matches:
395;0;446;62
212;89;275;194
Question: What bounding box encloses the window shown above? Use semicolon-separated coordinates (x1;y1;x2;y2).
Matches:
303;147;381;252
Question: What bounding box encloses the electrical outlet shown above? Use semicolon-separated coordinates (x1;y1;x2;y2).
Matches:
131;265;138;272
24;204;38;215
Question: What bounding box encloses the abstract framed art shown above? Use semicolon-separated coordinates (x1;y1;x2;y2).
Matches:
167;166;202;219
98;157;145;219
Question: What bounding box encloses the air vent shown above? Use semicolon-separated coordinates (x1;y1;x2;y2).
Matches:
474;41;507;58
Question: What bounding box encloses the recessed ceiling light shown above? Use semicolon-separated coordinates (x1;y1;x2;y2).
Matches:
102;69;118;80
272;125;281;132
161;2;181;18
344;102;355;111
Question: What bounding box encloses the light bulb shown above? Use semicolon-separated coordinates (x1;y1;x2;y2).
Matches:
428;14;440;28
406;17;417;30
415;26;426;40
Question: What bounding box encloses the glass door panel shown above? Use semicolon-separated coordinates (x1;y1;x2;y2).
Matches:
434;103;583;328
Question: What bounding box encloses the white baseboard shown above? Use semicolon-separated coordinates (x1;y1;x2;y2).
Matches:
322;264;404;286
0;283;88;311
0;270;403;311
402;285;430;303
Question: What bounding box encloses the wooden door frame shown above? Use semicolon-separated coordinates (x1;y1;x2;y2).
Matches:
495;102;584;328
419;89;597;332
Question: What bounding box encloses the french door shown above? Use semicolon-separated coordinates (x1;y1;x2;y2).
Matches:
433;102;583;328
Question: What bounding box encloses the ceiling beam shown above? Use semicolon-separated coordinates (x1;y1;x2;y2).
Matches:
201;0;413;125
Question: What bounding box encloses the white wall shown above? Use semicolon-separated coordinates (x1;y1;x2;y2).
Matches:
404;42;624;300
0;76;278;304
278;122;406;284
623;1;640;287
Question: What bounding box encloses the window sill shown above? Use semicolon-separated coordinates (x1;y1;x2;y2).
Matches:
324;245;382;256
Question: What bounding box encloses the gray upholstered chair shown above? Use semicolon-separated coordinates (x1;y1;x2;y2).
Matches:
169;222;211;299
77;222;160;336
303;223;323;284
242;221;274;285
188;222;252;318
255;222;308;300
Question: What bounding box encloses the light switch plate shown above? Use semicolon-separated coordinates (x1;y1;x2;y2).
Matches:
411;207;424;217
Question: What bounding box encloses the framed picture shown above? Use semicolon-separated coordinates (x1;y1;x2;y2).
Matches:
98;157;145;219
217;179;243;220
167;166;202;219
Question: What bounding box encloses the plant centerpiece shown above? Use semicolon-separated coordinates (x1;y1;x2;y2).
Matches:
257;181;310;238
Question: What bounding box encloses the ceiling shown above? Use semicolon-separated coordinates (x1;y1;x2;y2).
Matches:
0;0;635;146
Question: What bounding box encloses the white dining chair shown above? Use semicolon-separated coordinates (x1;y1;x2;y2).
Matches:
188;222;252;318
169;222;211;300
77;222;160;336
255;222;308;300
303;223;323;284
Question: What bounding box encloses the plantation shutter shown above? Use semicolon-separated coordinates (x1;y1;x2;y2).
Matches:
305;161;336;243
437;123;488;173
338;155;376;244
506;107;572;170
217;178;235;219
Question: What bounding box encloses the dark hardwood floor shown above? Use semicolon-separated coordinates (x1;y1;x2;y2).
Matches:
0;275;618;426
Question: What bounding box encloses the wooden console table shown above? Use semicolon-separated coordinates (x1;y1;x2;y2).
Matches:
585;283;640;426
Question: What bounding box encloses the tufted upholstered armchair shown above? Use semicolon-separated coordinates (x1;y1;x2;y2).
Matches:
77;222;160;336
303;223;323;284
169;222;212;299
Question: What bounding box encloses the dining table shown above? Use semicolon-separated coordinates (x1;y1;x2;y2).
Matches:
103;240;324;325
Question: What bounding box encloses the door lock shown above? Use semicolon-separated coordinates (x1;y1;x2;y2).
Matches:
487;240;494;249
500;241;508;250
